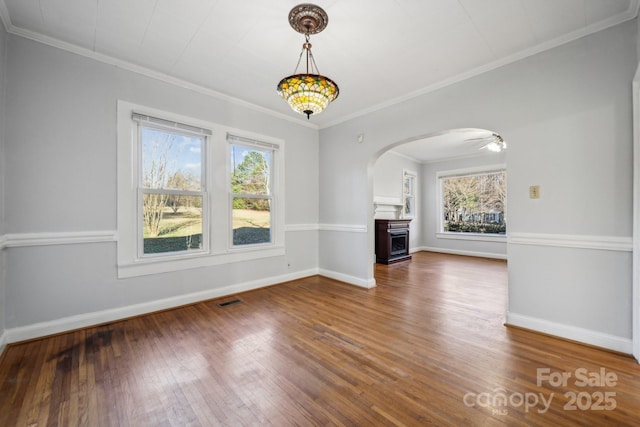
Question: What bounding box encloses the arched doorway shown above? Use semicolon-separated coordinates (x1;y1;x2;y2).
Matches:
367;127;508;284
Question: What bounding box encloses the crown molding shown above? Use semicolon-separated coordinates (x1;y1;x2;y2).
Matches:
0;2;317;131
0;1;638;130
322;1;640;129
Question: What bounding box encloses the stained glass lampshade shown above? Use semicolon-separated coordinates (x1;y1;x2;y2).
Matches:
277;4;339;119
277;74;339;119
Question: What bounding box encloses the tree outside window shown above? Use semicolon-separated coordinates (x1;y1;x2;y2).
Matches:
140;126;206;254
441;171;506;234
230;144;273;246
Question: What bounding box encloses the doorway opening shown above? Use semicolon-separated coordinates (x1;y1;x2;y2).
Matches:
369;127;508;314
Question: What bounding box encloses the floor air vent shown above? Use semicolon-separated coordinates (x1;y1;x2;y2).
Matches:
217;299;242;307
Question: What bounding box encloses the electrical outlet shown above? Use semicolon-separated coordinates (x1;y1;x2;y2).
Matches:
529;185;540;199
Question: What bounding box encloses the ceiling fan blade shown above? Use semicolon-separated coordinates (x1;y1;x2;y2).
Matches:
465;136;494;141
464;132;502;142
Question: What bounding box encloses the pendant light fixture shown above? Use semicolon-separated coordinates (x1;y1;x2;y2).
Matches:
277;4;339;119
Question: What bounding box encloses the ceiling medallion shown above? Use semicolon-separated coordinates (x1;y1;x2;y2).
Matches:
277;4;339;119
288;3;328;34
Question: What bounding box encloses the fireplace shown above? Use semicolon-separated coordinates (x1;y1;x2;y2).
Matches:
375;219;412;264
390;230;408;256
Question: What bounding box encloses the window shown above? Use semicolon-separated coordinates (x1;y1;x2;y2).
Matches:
135;114;209;256
117;101;285;278
228;135;278;247
438;167;506;237
402;170;416;219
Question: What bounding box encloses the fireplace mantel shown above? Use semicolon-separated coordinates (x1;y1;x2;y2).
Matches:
375;219;412;264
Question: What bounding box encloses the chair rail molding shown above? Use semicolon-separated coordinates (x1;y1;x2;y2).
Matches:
3;230;117;247
2;225;331;248
319;224;367;233
508;232;632;252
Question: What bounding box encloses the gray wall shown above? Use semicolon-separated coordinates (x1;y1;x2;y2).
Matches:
320;20;636;351
2;35;319;336
373;151;422;250
373;149;507;259
0;21;7;348
0;16;636;355
421;154;507;258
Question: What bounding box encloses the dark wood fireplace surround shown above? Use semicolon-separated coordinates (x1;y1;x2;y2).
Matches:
375;219;412;264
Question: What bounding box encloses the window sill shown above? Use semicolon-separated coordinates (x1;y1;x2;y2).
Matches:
118;245;285;278
436;232;507;243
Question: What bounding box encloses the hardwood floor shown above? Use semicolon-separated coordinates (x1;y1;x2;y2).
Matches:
1;252;639;426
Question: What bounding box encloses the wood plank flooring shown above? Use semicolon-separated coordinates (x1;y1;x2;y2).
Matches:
1;252;639;426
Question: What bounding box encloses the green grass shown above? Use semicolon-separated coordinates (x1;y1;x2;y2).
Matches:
143;208;202;238
143;208;271;253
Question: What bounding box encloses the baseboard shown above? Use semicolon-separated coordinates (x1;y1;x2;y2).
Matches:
0;329;7;360
3;268;319;345
506;312;633;354
416;246;507;260
319;268;376;289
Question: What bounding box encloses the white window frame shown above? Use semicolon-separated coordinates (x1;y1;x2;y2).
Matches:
227;135;279;249
402;169;417;219
117;101;285;278
436;164;507;243
134;115;209;259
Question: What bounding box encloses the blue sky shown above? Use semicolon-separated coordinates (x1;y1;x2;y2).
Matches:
141;127;203;187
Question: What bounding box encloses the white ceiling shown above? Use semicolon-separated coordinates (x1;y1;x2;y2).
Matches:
391;128;502;163
0;0;638;159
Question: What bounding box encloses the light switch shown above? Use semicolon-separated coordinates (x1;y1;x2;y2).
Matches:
529;185;540;199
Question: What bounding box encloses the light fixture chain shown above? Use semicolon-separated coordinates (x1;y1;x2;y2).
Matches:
308;48;320;75
293;44;305;74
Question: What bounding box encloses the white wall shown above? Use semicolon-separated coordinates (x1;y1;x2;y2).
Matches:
373;150;422;250
421;154;507;258
319;20;636;352
2;35;319;340
0;21;7;351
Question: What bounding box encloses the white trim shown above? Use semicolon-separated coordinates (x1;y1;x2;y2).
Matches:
3;268;319;345
0;2;635;131
0;226;321;249
117;101;287;278
0;330;7;358
0;23;317;130
117;246;286;279
319;224;367;233
401;169;417;219
319;268;376;289
436;163;507;179
506;312;633;354
417;247;507;260
436;232;506;243
4;230;116;247
0;0;9;32
322;3;640;128
633;64;640;362
508;232;632;252
285;224;319;232
373;196;402;206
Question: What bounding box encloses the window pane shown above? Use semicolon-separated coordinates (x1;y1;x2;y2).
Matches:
141;127;203;191
143;194;203;254
230;145;271;195
404;176;413;195
442;171;506;234
232;197;271;245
